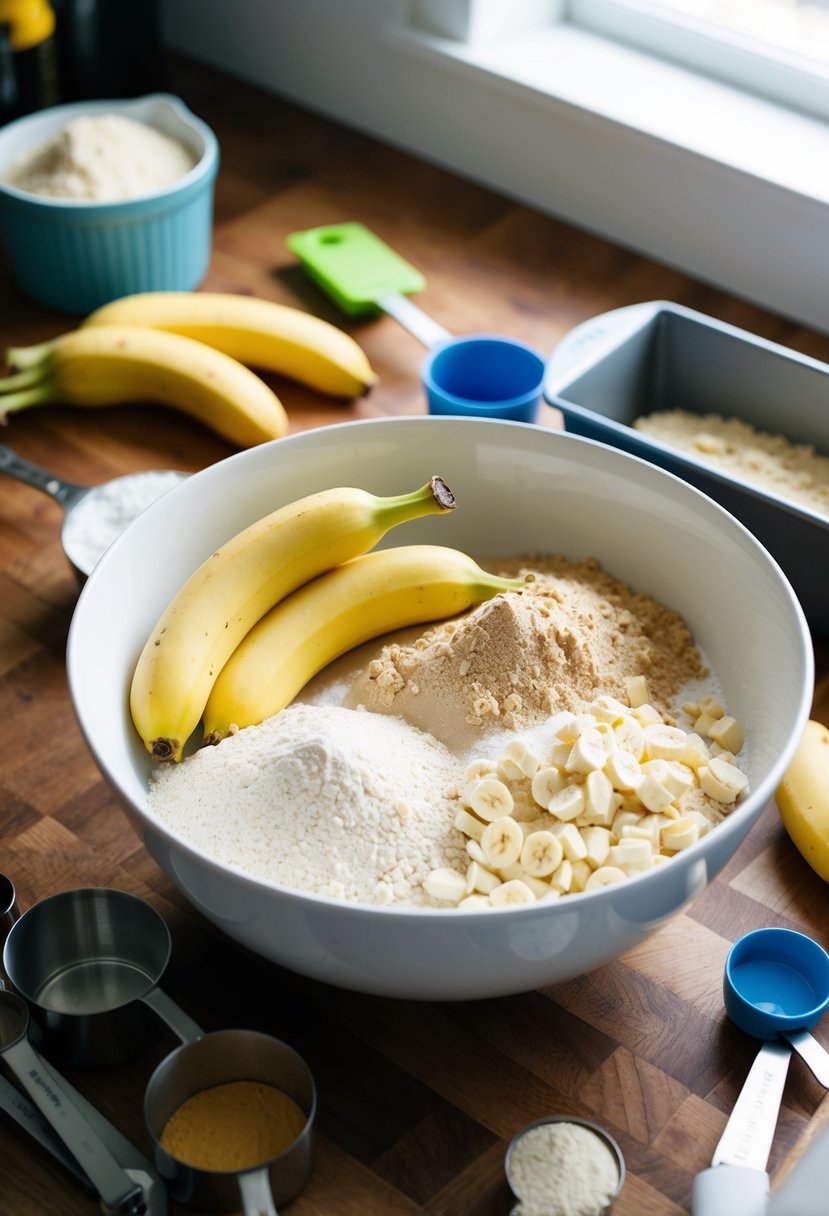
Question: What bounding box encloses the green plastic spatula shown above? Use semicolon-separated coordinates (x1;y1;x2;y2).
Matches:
286;221;451;347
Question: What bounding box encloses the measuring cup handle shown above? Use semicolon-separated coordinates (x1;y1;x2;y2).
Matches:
237;1166;278;1216
142;987;204;1045
0;444;83;506
692;1165;770;1216
376;291;451;348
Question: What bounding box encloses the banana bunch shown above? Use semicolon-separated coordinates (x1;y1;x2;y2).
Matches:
130;475;458;761
1;292;376;448
84;291;377;398
202;544;526;745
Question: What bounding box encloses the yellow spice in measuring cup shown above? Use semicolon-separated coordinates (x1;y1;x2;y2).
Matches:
160;1080;307;1171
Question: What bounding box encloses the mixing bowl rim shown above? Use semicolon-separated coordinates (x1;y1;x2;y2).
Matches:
66;415;814;921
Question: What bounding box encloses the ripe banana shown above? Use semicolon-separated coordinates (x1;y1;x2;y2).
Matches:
776;719;829;881
83;291;377;398
1;326;288;447
201;545;526;744
130;477;456;761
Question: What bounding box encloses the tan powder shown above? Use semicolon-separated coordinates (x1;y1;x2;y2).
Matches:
160;1080;306;1171
346;556;705;749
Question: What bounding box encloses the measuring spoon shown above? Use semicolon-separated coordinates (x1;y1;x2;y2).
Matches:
0;990;145;1214
0;443;185;579
3;887;203;1067
724;927;829;1086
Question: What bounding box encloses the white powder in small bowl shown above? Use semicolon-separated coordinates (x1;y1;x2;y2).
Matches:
4;113;197;201
507;1120;622;1216
63;470;186;576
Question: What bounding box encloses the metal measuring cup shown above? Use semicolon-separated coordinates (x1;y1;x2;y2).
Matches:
0;443;186;580
144;1028;317;1214
0;989;146;1214
2;887;202;1066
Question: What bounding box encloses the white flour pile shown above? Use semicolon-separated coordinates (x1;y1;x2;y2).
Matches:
507;1121;621;1216
5;114;196;200
149;704;466;905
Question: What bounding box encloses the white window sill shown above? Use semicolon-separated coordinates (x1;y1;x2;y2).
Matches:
162;0;829;334
388;21;829;205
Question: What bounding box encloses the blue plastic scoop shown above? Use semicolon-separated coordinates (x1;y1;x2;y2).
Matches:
724;927;829;1086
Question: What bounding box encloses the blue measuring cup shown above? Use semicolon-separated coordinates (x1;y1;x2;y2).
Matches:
724;927;829;1085
421;333;546;423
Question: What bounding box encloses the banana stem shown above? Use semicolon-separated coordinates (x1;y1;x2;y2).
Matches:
0;385;55;421
480;574;529;594
6;339;57;371
376;476;455;527
0;365;46;394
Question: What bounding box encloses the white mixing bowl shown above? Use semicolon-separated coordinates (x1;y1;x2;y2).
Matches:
67;417;813;999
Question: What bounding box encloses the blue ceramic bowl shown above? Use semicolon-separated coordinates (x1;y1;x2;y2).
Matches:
0;93;219;314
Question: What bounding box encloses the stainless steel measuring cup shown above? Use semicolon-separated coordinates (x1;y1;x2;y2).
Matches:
0;443;185;580
0;989;146;1214
3;887;202;1066
144;1029;317;1214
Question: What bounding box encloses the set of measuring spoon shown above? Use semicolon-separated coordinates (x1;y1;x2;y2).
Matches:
693;926;829;1216
0;877;316;1215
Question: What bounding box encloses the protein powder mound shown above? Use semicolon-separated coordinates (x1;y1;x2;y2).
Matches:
347;556;706;749
149;703;466;906
634;408;829;521
5;114;196;201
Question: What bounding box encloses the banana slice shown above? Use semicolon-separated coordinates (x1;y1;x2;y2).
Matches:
481;816;524;868
466;860;502;895
489;879;536;906
643;723;688;762
566;728;607;775
531;766;565;809
699;756;749;803
520;830;564;878
424;868;467;903
454;808;485;841
466;777;515;821
547;785;586;823
499;738;541;779
584;865;627;891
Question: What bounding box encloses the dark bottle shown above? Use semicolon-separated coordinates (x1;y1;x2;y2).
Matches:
50;0;167;101
0;0;60;123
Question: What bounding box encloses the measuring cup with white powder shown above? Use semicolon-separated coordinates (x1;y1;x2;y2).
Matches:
0;444;186;580
505;1117;625;1216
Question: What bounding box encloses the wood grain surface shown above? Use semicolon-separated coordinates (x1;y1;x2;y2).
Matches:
1;56;828;1216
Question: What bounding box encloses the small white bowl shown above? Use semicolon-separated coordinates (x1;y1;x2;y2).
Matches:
0;93;218;314
67;417;812;1000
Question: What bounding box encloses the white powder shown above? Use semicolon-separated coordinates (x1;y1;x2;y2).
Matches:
63;470;185;575
5;114;197;201
507;1121;621;1216
148;704;467;906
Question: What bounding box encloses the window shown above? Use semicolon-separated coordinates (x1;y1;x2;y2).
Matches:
571;0;829;118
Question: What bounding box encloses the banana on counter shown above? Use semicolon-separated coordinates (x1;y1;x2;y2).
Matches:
776;719;829;881
0;291;376;448
83;291;377;398
130;476;457;762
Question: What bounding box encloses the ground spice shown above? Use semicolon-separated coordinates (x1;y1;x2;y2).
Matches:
348;555;705;749
160;1080;307;1171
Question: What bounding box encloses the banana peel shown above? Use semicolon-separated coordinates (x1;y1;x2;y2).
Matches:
776;719;829;881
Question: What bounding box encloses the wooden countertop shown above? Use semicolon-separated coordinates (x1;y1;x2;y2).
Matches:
1;57;828;1216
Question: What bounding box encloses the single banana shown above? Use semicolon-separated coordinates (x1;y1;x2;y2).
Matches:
1;326;288;447
776;719;829;881
83;291;377;398
201;544;526;745
131;478;456;762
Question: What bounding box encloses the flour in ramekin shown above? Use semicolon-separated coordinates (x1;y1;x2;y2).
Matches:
148;703;466;905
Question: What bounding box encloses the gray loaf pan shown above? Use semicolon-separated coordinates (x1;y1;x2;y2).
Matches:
543;300;829;634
